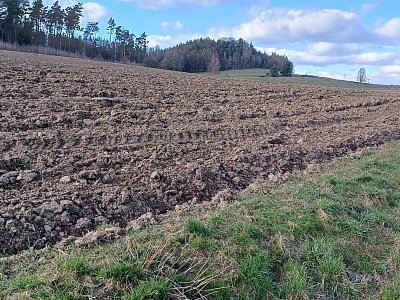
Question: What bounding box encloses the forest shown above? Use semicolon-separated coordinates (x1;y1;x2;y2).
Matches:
0;0;294;75
0;0;149;63
145;38;294;75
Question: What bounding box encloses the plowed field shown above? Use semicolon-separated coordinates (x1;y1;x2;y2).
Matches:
1;50;400;254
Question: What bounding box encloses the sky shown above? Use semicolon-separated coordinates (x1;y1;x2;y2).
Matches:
49;0;400;84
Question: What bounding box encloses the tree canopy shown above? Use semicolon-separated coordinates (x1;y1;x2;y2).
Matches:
145;38;294;76
0;0;148;63
0;1;294;74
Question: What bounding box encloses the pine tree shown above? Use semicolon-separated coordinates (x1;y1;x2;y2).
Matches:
0;0;28;43
106;17;115;59
29;0;46;45
47;0;64;49
64;3;83;51
30;0;45;33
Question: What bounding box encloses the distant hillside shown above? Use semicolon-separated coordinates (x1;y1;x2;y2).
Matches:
145;37;294;75
217;68;400;89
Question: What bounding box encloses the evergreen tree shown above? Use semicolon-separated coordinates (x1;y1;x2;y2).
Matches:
155;38;293;75
0;1;294;75
106;17;115;59
281;60;294;76
30;0;45;33
64;3;83;51
0;0;29;43
46;0;64;49
29;0;46;45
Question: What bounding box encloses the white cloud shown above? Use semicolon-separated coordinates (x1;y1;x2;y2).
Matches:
257;47;343;65
247;1;271;18
145;3;400;85
295;64;372;82
256;46;398;67
148;35;173;48
308;42;360;57
376;18;400;39
44;0;76;7
210;8;367;44
44;1;108;25
122;0;225;9
361;2;380;14
352;52;397;65
82;2;108;22
292;64;400;85
160;21;184;31
380;65;400;74
371;65;400;84
148;33;202;48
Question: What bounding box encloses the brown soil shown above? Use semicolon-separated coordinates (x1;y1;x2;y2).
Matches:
1;50;400;254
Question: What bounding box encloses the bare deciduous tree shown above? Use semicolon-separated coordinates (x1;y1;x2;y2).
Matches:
357;67;367;83
208;51;220;75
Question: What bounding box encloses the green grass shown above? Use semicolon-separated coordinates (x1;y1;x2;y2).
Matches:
185;218;212;236
58;255;91;275
214;68;400;89
5;276;43;293
1;141;400;299
123;277;171;300
98;261;143;284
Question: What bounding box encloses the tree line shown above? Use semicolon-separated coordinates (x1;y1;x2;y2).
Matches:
1;1;294;74
0;0;149;62
145;37;294;76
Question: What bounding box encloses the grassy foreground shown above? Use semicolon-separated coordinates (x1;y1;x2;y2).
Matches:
1;143;400;299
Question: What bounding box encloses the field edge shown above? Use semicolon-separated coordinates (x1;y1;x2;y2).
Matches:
1;140;399;299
